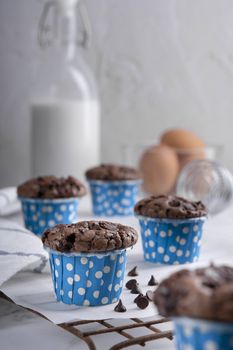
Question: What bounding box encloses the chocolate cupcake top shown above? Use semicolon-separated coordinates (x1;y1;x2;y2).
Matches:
134;195;207;219
17;176;87;199
153;264;233;322
42;220;138;253
85;164;141;181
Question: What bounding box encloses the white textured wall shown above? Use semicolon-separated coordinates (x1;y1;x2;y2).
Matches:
1;0;233;187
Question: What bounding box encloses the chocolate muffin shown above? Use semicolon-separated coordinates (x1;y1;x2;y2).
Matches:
17;175;87;199
42;220;138;253
18;176;87;236
85;164;141;181
134;195;207;264
44;220;138;306
154;264;233;322
86;164;142;217
134;195;207;219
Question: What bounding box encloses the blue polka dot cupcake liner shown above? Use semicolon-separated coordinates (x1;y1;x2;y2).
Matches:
137;216;206;265
46;247;128;306
88;180;141;217
174;317;233;350
19;197;79;236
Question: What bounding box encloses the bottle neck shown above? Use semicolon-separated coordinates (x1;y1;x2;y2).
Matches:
38;0;79;61
56;4;77;61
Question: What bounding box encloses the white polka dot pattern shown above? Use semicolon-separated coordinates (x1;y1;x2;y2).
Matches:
116;270;122;278
74;274;80;282
103;265;111;273
66;263;73;271
160;231;166;237
20;197;79;236
95;271;103;279
81;258;88;265
67;277;73;285
93;291;99;298
86;280;92;287
139;217;205;264
89;181;141;217
78;288;85;295
101;297;109;304
173;317;233;350
49;249;127;306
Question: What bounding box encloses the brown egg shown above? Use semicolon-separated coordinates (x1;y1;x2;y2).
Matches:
160;128;205;168
139;144;179;195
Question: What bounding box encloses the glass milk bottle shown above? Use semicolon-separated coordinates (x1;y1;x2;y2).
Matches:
31;0;100;181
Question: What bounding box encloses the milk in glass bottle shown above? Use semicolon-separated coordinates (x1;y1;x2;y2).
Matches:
31;0;100;181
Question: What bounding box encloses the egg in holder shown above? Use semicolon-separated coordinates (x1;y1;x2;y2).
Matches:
137;216;205;264
46;247;128;306
174;317;233;350
19;197;79;236
88;180;141;216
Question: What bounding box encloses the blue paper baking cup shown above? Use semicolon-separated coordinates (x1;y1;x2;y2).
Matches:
88;180;141;216
137;215;206;265
19;197;79;236
174;317;233;350
46;247;128;306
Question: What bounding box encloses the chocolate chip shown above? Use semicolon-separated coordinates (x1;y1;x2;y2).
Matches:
114;299;127;312
128;266;138;277
136;296;149;309
134;293;143;303
169;199;180;207
131;285;142;294
146;290;154;301
148;275;158;286
125;279;137;290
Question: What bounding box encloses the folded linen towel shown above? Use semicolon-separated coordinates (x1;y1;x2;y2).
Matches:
0;187;20;216
0;219;48;287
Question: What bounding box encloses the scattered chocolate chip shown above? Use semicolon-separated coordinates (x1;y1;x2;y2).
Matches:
131;285;142;294
134;293;143;303
146;290;154;301
148;275;158;286
128;266;138;276
125;279;137;290
136;295;149;309
114;299;127;312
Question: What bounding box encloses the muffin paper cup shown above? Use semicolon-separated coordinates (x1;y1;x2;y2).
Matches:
45;247;128;306
137;215;206;265
174;317;233;350
88;180;141;216
19;197;79;236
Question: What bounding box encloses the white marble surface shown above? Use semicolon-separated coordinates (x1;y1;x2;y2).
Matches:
2;210;233;323
2;199;233;323
1;200;233;349
0;297;88;350
1;0;233;186
0;296;174;349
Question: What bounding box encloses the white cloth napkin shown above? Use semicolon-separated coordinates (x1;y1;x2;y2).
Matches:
0;219;48;287
0;187;20;216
